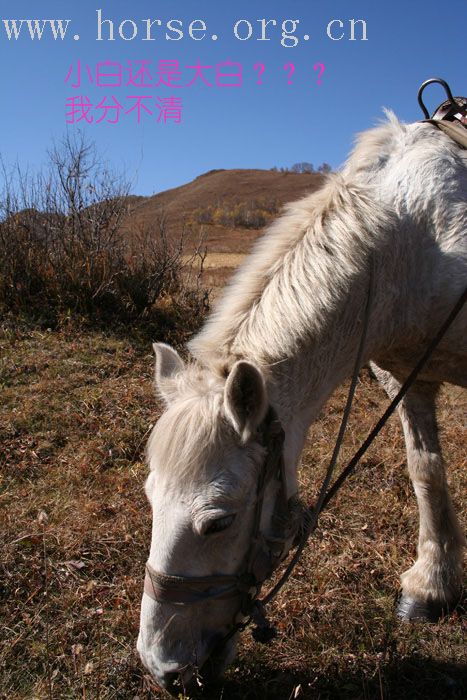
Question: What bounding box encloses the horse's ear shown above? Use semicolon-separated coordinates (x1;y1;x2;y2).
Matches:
224;361;268;443
153;343;184;403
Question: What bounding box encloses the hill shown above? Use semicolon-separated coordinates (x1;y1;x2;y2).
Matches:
122;168;325;254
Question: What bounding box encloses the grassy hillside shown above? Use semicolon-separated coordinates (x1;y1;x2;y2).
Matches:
122;169;324;254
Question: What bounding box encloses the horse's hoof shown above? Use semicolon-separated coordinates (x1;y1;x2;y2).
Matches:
396;593;449;622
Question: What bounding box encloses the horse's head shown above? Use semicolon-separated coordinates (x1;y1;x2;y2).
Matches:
137;343;297;693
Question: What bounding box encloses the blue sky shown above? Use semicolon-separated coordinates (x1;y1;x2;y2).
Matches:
0;0;465;195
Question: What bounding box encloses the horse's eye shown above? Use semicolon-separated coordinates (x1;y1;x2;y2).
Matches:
204;514;236;535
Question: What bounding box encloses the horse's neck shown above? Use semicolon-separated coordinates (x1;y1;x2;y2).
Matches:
252;215;440;496
266;258;402;496
188;115;464;496
190;180;407;493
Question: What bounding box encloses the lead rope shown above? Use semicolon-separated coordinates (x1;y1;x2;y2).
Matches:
252;261;375;631
250;282;467;640
320;283;467;512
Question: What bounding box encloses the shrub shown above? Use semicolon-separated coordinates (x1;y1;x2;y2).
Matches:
192;197;279;229
0;133;209;332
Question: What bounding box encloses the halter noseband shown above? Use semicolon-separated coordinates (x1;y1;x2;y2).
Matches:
144;407;300;623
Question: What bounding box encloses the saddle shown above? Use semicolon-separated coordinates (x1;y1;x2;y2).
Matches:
418;78;467;149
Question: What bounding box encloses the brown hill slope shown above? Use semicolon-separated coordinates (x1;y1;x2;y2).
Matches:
123;168;324;254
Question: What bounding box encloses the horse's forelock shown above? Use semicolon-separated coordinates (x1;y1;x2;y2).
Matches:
147;367;230;482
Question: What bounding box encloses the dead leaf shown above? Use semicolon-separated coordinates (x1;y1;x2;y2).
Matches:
37;510;48;525
65;560;86;570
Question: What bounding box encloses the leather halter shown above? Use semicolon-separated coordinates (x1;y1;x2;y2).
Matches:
144;407;301;616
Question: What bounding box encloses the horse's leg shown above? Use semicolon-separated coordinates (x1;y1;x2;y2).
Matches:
371;363;464;621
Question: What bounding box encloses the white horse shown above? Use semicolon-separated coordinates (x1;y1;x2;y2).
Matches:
137;111;466;692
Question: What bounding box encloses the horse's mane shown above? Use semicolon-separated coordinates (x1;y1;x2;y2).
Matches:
189;113;405;370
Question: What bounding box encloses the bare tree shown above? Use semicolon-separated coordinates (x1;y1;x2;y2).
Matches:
291;162;314;173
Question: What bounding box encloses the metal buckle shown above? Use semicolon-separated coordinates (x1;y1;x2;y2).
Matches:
418;77;467;123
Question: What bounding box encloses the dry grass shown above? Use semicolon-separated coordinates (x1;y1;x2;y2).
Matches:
193;254;246;270
1;317;465;700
